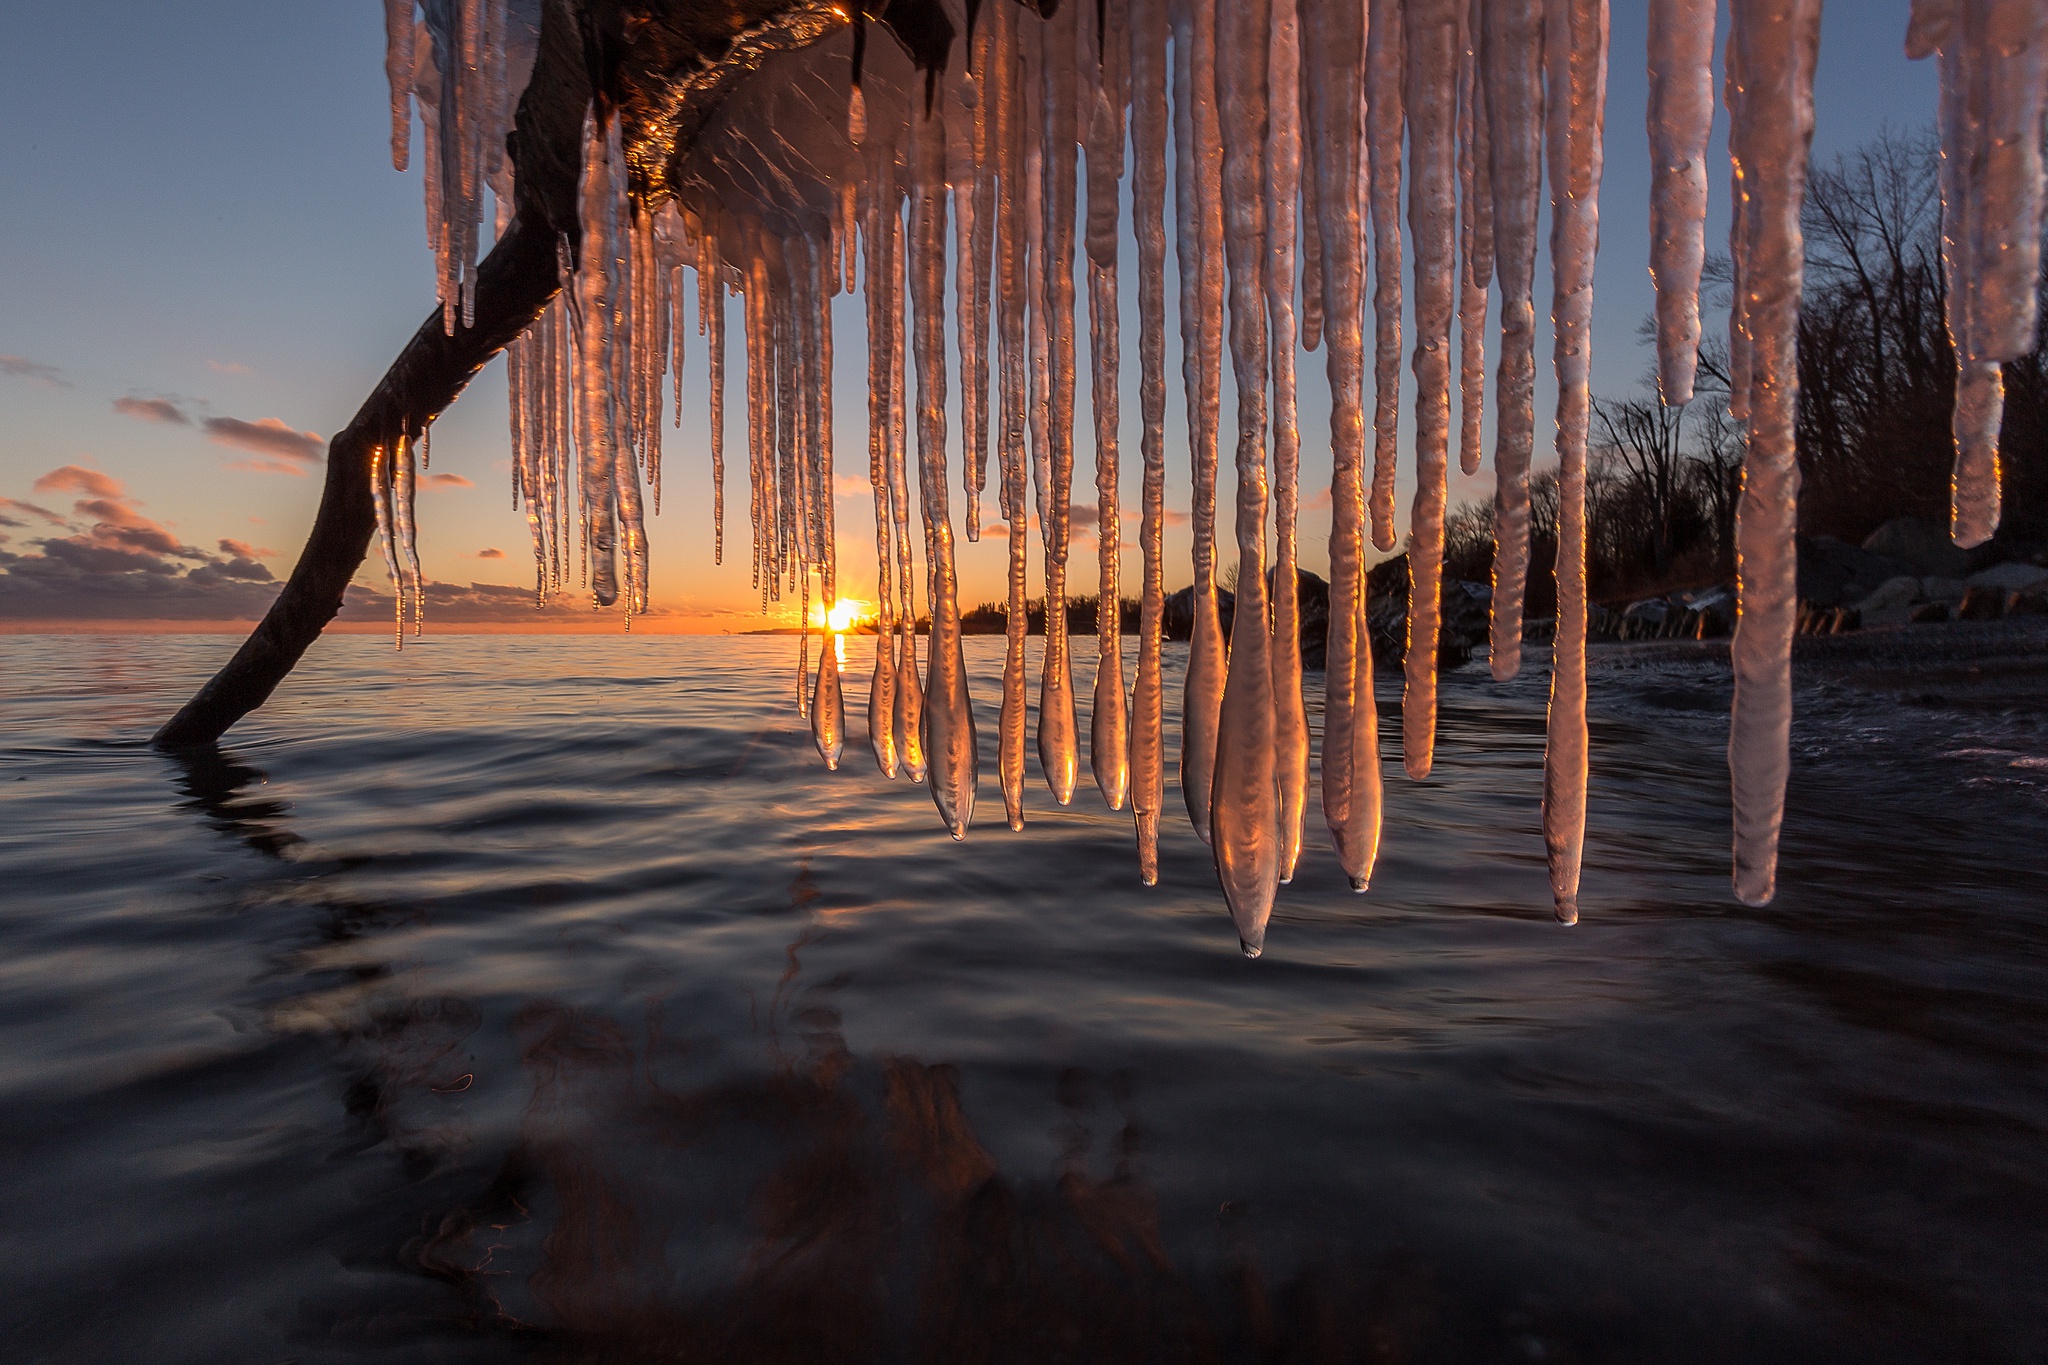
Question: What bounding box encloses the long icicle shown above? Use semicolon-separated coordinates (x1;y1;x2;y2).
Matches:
1173;0;1229;844
995;0;1032;829
1364;0;1406;550
1130;0;1171;883
1402;0;1460;784
1038;0;1082;807
1484;0;1545;683
1087;1;1131;814
807;235;845;770
1306;0;1381;890
1542;0;1611;924
1646;0;1716;407
864;142;901;780
888;185;928;785
911;98;979;837
1456;0;1494;477
1212;0;1280;956
572;105;621;609
1266;0;1309;880
1725;0;1820;908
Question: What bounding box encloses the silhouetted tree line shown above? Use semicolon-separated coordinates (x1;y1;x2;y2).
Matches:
1448;128;2048;605
961;596;1144;635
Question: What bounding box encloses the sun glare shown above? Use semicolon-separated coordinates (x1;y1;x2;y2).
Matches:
817;597;866;633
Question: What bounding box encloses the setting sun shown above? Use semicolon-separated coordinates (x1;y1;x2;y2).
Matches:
816;597;867;633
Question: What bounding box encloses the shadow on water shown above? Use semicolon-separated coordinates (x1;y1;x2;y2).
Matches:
163;743;305;860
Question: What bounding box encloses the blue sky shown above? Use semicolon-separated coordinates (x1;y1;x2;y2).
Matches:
0;0;1933;627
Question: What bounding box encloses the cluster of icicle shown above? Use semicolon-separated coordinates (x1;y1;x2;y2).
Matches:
382;0;538;334
373;0;2048;945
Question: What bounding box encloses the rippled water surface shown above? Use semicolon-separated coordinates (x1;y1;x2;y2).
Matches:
3;631;2046;1363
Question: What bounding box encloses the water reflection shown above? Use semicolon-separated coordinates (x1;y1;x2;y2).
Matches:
163;743;303;858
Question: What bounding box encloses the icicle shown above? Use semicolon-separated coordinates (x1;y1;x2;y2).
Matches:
1213;0;1280;957
384;0;416;171
886;190;928;785
703;230;727;565
1365;0;1406;551
1172;0;1229;845
995;0;1033;830
1540;0;1610;924
369;441;402;647
1037;1;1082;808
1266;0;1308;880
866;158;901;779
571;106;622;608
1401;0;1460;784
614;206;651;618
1646;0;1716;407
1304;0;1380;891
1915;1;2048;548
1725;0;1820;909
1086;2;1131;815
910;101;979;837
1484;0;1544;683
1298;35;1324;356
1130;0;1170;882
807;237;844;770
1456;0;1494;477
952;36;991;544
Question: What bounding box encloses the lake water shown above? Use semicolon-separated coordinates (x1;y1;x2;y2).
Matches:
2;629;2045;1363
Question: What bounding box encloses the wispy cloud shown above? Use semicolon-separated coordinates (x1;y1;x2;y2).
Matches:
33;465;125;499
0;497;67;527
204;416;324;468
207;360;251;376
218;538;275;559
112;396;190;425
474;547;506;559
0;354;68;388
425;472;474;489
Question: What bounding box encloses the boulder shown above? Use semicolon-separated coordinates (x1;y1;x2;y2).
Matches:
1909;600;1952;624
1957;585;2006;621
1921;575;1968;603
1862;516;1969;579
2010;588;2048;617
1798;534;1915;608
1967;561;2048;594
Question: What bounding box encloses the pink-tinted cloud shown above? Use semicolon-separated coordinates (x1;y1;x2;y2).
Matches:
112;396;190;425
204;416;324;466
33;466;124;499
218;538;275;559
0;497;65;528
207;360;251;375
0;355;68;387
474;547;506;559
425;472;474;489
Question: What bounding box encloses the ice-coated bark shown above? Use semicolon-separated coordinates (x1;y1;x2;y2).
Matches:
1304;0;1381;889
1541;0;1609;924
1213;0;1280;956
1037;2;1083;808
1130;0;1171;881
1484;0;1544;680
1365;0;1406;551
1172;0;1229;844
994;0;1031;829
1726;0;1820;908
1267;0;1309;880
910;104;978;837
1456;0;1494;477
1087;5;1131;814
1646;0;1716;406
1403;0;1460;783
